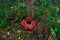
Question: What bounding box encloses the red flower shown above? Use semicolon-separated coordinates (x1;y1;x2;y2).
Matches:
21;16;36;30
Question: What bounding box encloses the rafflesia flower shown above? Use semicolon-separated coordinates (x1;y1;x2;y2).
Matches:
21;16;36;30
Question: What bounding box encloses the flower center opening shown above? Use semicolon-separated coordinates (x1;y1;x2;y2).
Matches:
27;21;31;24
